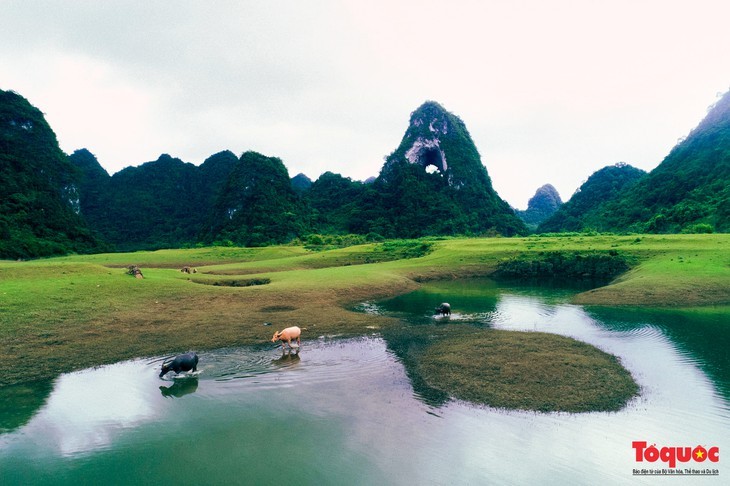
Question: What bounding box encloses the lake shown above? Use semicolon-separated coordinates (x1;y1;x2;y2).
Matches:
1;279;727;484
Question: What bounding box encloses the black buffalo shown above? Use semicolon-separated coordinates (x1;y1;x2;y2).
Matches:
159;352;199;378
435;303;451;316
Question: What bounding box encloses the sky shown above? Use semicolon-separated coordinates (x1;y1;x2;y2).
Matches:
2;1;729;209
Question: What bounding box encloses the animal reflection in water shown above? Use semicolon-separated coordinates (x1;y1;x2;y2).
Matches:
160;377;199;398
271;326;302;354
272;352;301;368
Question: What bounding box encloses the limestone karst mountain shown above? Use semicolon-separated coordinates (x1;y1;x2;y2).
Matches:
517;184;563;230
4;87;727;257
538;89;730;234
200;151;304;246
598;90;730;233
364;101;527;237
0;90;103;258
291;173;313;194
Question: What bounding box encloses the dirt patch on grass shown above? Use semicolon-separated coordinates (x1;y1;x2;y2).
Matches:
414;326;638;412
198;278;272;287
260;305;298;312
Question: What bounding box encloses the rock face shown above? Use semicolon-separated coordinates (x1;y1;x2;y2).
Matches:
518;184;562;229
381;101;465;186
371;101;527;237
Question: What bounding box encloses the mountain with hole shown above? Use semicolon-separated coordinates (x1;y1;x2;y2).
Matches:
363;101;527;237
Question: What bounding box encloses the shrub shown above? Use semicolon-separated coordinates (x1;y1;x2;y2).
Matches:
494;251;634;282
682;223;714;234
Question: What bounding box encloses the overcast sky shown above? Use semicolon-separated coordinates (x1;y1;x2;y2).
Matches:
2;1;729;209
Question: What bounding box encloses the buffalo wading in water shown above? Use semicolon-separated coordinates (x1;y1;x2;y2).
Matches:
435;303;451;316
159;352;199;378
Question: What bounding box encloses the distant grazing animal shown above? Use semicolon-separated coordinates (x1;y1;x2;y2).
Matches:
435;303;451;316
159;352;199;378
272;326;301;350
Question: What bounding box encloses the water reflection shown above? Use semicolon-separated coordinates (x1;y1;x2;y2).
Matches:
0;360;160;457
379;325;450;407
374;278;730;418
0;380;53;434
589;307;730;402
272;352;301;368
1;280;728;485
159;377;199;398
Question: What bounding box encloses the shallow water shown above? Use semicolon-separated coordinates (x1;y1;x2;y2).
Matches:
1;280;727;484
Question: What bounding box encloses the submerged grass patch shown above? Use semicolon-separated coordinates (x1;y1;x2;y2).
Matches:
416;327;639;412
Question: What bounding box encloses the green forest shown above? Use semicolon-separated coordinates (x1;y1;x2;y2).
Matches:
1;89;728;259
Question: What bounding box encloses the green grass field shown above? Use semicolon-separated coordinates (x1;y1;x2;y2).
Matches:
1;234;728;411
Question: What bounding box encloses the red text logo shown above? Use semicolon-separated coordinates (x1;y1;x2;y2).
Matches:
633;441;720;469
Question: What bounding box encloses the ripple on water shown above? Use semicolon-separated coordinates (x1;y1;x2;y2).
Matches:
189;336;398;394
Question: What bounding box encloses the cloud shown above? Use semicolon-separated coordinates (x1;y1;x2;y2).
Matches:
1;0;728;207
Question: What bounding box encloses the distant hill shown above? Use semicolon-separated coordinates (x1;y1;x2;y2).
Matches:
72;150;237;251
200;151;304;246
517;184;562;230
538;163;646;233
291;173;313;194
304;172;366;234
0;90;103;259
355;101;527;237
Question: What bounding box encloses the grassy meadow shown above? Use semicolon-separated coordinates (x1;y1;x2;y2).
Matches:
1;234;728;411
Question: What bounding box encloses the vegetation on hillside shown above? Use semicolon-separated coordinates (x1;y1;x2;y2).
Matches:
200;151;304;246
303;171;366;234
73;150;238;251
602;91;730;233
538;163;646;233
539;90;730;234
363;101;527;238
0;90;104;259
